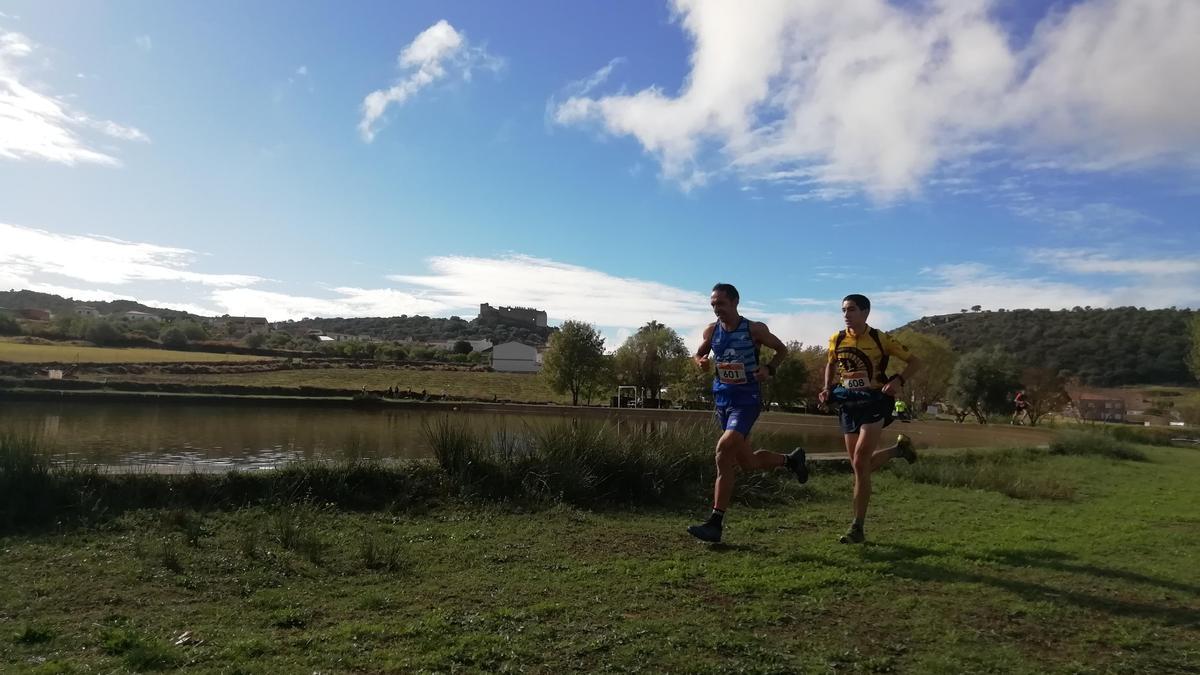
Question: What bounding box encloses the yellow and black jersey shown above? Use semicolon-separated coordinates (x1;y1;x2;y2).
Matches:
827;328;912;390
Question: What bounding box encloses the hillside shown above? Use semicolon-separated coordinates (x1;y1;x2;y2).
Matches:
898;307;1196;386
0;290;198;320
2;289;557;346
280;314;556;346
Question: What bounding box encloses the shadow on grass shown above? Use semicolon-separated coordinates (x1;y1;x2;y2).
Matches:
703;542;770;554
853;543;1199;628
973;547;1200;597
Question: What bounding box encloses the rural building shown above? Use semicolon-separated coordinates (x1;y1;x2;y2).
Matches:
1077;397;1126;423
122;310;161;323
434;339;493;352
74;306;101;318
325;333;380;343
16;308;51;321
478;303;548;327
490;341;540;373
217;316;269;335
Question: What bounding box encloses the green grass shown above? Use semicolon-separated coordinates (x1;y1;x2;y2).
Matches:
0;433;445;532
426;417;781;505
2;430;1198;672
892;448;1077;500
1051;430;1149;461
122;367;570;403
0;342;268;364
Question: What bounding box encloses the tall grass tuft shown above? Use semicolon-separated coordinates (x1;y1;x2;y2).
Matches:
1105;425;1198;447
360;533;411;573
0;432;444;533
892;449;1076;500
1050;430;1148;461
424;417;791;507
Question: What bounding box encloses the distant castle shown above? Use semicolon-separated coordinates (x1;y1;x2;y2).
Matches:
478;303;548;328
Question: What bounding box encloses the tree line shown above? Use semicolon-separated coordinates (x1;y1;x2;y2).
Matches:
899;307;1196;386
539;318;1174;425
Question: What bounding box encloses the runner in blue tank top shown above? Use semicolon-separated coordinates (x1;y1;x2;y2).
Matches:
687;283;810;544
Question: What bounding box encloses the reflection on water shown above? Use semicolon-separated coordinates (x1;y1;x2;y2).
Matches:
0;399;855;470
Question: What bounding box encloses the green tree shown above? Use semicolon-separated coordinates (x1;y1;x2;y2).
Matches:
53;315;87;339
452;340;473;355
541;320;607;406
1019;367;1071;426
670;358;713;406
178;320;209;341
1189;314;1200;383
267;331;294;349
947;346;1022;424
794;343;829;405
0;313;20;336
614;321;688;405
85;320;123;346
160;326;189;349
893;329;957;410
572;356;615;406
759;341;808;407
133;321;161;339
243;332;267;349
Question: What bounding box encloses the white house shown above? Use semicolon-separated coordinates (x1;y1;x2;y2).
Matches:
491;341;540;373
74;306;100;318
123;310;161;323
436;339;493;352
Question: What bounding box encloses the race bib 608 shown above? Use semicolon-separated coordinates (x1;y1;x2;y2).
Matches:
841;370;869;390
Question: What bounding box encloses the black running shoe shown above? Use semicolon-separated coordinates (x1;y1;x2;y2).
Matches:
838;526;865;544
687;521;722;543
785;447;810;484
896;434;917;464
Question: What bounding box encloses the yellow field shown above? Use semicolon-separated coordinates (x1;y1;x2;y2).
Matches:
0;342;271;364
125;368;569;403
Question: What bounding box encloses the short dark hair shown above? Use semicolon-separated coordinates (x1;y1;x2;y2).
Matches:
842;294;870;312
712;283;739;303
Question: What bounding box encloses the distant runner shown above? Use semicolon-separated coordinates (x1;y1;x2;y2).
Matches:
687;283;809;544
1011;391;1030;425
818;294;921;544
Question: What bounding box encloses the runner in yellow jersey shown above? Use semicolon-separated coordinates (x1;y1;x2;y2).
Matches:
817;294;921;544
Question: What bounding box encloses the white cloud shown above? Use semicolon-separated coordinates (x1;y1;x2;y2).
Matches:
134;35;152;52
86;117;151;143
0;222;266;288
141;299;222;317
1014;0;1200;171
210;287;449;321
358;20;502;142
548;57;624;125
872;254;1200;320
5;221;1195;351
1009;201;1155;232
0;27;149;166
296;65;307;77
554;0;1200;201
390;254;711;328
872;264;1113;318
1029;249;1200;277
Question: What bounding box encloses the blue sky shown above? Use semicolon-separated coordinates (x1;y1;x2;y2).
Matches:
2;0;1198;349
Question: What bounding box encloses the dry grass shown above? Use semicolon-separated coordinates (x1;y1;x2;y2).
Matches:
0;342;269;364
124;368;568;403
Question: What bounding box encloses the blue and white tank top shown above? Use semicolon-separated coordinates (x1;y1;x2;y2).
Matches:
711;317;760;405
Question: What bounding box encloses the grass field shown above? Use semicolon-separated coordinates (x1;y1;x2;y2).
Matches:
0;342;269;364
2;437;1197;672
125;367;570;403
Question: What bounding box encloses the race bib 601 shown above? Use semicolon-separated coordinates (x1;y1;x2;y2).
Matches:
717;361;748;384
